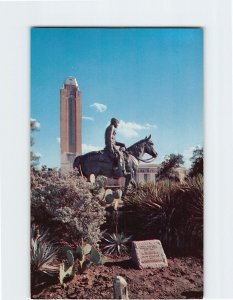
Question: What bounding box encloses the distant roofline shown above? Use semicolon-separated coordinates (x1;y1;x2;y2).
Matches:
138;163;188;170
138;163;159;167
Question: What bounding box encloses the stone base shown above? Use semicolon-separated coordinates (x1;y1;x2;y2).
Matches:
61;152;77;172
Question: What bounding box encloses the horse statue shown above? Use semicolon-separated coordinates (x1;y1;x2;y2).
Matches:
73;134;157;196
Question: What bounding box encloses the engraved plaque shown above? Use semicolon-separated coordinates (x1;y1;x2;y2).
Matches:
131;239;168;269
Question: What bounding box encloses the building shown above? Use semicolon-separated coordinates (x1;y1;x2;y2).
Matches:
136;163;188;183
60;77;82;171
136;163;160;183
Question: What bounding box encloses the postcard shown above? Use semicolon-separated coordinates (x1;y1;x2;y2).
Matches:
31;27;203;299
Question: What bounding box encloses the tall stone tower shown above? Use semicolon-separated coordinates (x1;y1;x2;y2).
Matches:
60;76;82;171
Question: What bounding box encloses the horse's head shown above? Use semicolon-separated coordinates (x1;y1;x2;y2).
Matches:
143;134;158;158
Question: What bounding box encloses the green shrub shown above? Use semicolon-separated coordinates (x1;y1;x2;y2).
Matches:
123;176;203;254
184;175;203;248
31;169;106;246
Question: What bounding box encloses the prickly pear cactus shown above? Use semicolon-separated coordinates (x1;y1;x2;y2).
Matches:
66;250;74;266
76;244;92;272
75;244;105;273
76;246;83;261
83;244;92;255
59;249;75;286
90;248;105;265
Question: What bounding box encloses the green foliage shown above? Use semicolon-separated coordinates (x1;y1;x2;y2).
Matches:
189;147;203;177
30;119;40;167
124;177;203;254
184;175;203;246
90;247;105;265
66;249;75;265
158;153;184;180
59;243;105;285
124;180;177;215
31;152;40;167
76;243;105;273
103;233;132;256
31;169;106;245
31;225;58;277
59;250;75;285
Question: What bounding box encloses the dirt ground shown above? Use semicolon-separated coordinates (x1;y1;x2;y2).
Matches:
32;256;203;299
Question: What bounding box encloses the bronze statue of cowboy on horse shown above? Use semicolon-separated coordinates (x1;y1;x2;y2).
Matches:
73;117;158;196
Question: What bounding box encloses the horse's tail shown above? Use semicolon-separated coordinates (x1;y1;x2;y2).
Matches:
73;155;83;177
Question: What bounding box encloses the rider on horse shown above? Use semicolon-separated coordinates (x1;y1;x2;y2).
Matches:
105;118;130;177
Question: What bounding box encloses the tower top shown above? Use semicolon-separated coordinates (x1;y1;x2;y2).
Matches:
64;76;80;90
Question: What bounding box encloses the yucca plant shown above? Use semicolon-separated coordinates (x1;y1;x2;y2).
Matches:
103;232;132;256
124;180;180;213
184;175;203;248
146;207;183;251
122;180;180;241
128;180;187;252
31;225;59;277
122;177;203;254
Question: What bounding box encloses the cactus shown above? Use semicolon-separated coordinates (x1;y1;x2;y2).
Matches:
66;250;74;265
76;244;89;271
105;193;115;204
83;244;92;255
105;189;123;206
76;243;92;269
59;250;75;286
59;261;74;286
75;243;105;273
59;243;105;284
90;247;106;265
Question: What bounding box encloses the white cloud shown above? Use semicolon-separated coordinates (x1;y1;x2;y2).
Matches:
90;102;107;112
145;123;157;129
183;145;201;168
30;118;40;129
56;137;61;144
82;144;101;153
118;120;157;139
82;116;94;121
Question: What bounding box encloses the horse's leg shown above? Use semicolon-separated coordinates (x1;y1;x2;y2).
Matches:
122;161;138;197
129;169;137;187
122;173;132;198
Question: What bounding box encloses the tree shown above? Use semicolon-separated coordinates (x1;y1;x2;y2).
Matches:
30;119;40;167
189;147;203;177
158;153;184;180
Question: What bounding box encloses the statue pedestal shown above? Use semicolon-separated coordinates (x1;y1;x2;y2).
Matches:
105;177;125;189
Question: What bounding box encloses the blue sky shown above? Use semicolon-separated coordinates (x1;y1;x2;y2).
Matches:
31;28;203;168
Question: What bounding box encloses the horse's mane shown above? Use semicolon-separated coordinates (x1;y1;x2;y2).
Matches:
127;138;146;152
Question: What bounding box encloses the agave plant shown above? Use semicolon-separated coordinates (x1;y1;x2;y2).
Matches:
31;225;59;276
103;232;132;256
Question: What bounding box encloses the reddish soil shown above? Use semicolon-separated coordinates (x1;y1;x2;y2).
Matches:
32;256;203;299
